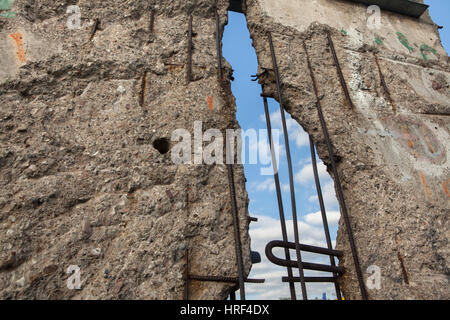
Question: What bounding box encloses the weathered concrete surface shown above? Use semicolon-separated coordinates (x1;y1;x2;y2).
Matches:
0;0;251;299
245;0;449;299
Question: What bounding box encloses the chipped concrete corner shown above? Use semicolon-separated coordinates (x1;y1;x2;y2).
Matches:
0;0;251;299
245;0;449;299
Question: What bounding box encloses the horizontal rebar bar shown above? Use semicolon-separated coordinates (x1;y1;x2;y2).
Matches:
266;242;344;273
189;275;265;284
282;276;338;283
267;256;344;274
266;240;342;257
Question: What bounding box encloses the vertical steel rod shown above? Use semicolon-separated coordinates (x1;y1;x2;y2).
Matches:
89;18;100;41
149;10;155;34
226;161;246;300
326;30;354;110
216;4;244;300
187;15;193;84
139;71;148;108
373;53;396;113
229;288;236;301
184;249;189;300
215;7;223;80
303;40;368;300
268;32;308;300
262;95;297;300
309;136;342;300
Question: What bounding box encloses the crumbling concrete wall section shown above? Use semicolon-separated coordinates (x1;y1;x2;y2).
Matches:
0;0;251;299
245;0;449;299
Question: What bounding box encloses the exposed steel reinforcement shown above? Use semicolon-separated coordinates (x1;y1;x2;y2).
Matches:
254;32;368;300
183;11;252;300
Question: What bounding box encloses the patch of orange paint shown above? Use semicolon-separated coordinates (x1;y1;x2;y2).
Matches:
443;180;449;197
420;125;435;154
207;96;214;111
10;32;26;64
419;172;431;200
407;140;414;148
401;125;414;149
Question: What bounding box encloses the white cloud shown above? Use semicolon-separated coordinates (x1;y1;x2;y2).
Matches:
252;178;275;192
291;129;309;149
261;110;310;148
294;161;329;185
304;210;340;226
247;129;284;167
308;181;339;211
250;179;291;193
298;157;311;166
248;137;269;165
250;215;327;247
247;215;341;300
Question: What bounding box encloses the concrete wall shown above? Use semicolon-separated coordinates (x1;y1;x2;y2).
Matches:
258;0;446;60
0;0;251;299
246;0;449;299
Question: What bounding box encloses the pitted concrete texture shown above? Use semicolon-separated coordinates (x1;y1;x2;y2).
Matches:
245;0;449;299
0;0;251;299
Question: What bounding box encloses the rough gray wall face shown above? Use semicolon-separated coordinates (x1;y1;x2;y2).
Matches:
0;0;251;299
245;0;449;299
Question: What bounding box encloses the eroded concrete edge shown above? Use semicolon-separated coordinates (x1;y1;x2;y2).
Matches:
244;0;449;299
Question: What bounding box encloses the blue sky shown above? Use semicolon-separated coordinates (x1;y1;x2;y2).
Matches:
222;1;449;300
425;0;450;50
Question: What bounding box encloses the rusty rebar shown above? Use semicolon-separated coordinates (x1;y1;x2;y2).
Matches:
229;289;236;301
282;276;338;283
309;136;342;299
189;275;265;284
139;71;148;108
397;252;410;285
226;161;246;299
303;39;368;300
268;31;308;300
262;96;297;301
374;53;396;113
265;244;344;273
326;30;354;109
187;15;193;84
266;240;342;257
149;10;155;34
184;249;189;300
215;7;223;80
89;18;100;41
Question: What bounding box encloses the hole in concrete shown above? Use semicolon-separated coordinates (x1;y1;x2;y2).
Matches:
152;138;170;154
223;10;341;300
